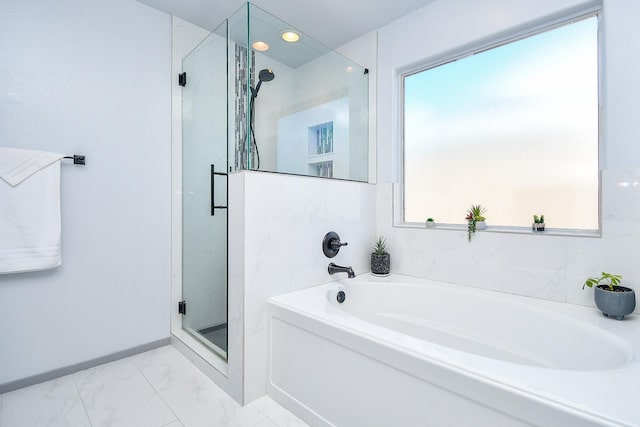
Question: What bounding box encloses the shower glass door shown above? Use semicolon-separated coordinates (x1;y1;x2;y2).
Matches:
181;21;228;359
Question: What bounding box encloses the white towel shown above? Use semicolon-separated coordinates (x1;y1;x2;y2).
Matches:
0;148;64;274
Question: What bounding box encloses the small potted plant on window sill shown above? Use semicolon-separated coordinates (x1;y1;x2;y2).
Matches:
371;236;390;276
583;272;636;320
532;214;545;231
425;218;436;228
466;204;487;241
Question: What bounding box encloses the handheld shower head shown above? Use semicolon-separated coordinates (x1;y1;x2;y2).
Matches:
258;68;275;82
252;68;275;98
249;68;275;171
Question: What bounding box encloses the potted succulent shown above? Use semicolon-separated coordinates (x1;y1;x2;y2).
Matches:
371;236;390;276
583;272;636;320
425;218;436;228
532;214;545;231
465;204;487;241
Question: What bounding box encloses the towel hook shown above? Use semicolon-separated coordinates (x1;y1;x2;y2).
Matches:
63;155;86;165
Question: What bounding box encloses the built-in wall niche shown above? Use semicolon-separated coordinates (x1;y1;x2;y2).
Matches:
278;97;350;178
309;160;333;177
308;122;334;155
307;121;334;178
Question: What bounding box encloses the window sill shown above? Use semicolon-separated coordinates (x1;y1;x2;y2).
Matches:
396;222;601;238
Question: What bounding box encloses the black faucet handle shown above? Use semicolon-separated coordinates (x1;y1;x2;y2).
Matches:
323;231;348;258
330;240;347;249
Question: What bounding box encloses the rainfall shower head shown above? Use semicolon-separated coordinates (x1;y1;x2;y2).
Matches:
252;68;275;98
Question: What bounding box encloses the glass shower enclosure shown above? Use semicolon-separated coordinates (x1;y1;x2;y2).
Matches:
181;20;229;358
178;2;369;364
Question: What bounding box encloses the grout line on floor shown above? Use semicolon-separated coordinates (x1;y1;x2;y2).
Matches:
130;352;182;426
70;368;93;427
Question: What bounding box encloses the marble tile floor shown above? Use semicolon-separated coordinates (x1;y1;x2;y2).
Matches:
0;345;308;427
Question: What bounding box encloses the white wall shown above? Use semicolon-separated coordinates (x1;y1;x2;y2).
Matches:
376;0;640;311
0;0;171;385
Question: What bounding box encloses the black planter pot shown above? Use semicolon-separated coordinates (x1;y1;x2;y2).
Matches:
371;253;390;276
594;285;636;320
532;223;545;231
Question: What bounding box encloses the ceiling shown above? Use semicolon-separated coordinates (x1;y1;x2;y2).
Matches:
137;0;435;49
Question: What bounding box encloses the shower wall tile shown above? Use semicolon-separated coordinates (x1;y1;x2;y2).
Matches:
227;173;246;403
243;329;269;403
240;171;375;403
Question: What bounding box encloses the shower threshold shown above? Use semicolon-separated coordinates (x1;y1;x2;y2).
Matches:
184;323;228;360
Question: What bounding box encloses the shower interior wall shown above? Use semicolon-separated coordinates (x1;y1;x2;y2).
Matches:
252;52;367;180
251;53;295;172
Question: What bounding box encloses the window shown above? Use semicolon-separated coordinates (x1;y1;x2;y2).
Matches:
402;15;599;230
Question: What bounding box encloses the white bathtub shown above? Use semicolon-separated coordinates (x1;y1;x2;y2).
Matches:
267;274;640;427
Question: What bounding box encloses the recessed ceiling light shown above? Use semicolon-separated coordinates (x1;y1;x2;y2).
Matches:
252;41;269;51
281;30;300;43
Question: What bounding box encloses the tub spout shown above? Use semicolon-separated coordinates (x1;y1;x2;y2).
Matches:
328;262;355;278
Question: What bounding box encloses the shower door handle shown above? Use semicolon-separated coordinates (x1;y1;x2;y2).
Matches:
211;164;228;216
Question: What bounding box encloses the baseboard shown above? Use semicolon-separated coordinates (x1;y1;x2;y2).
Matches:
0;337;170;394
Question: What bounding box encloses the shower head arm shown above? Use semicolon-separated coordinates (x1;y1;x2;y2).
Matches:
251;80;263;99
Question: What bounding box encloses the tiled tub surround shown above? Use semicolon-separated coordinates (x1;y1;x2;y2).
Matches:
236;171;376;402
269;275;640;426
376;168;640;313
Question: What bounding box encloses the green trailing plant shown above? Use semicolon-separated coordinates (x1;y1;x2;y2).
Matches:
465;204;487;241
533;214;545;224
373;236;388;255
426;218;434;222
583;272;622;291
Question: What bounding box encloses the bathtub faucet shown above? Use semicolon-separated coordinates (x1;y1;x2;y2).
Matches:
328;262;355;278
